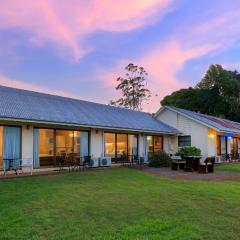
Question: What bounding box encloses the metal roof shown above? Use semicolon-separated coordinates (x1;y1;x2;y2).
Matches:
161;106;240;134
0;86;179;134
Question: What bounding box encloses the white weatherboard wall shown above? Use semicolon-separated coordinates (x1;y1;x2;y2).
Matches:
22;125;34;160
163;135;178;155
208;128;217;157
156;108;209;159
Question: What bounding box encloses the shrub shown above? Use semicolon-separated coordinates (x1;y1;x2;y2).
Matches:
176;146;201;158
148;151;171;167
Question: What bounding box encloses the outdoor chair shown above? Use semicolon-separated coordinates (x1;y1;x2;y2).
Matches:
3;158;21;176
119;154;128;166
65;153;77;172
171;155;185;170
132;156;144;169
198;157;215;174
83;155;94;169
57;154;66;171
132;155;139;166
138;156;145;168
75;156;85;171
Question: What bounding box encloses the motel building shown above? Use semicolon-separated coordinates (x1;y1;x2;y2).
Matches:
0;86;179;173
155;106;240;162
0;86;240;174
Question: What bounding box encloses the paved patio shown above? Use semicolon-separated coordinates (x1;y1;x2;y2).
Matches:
143;167;240;181
1;165;240;181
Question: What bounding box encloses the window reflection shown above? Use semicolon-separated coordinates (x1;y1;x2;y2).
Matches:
56;130;73;156
38;129;88;167
39;129;54;167
147;136;153;154
128;135;138;162
117;134;127;161
147;135;163;159
154;136;163;153
105;133;115;158
104;132;138;163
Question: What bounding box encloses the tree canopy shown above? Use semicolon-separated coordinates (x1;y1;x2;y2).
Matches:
110;63;151;111
161;64;240;121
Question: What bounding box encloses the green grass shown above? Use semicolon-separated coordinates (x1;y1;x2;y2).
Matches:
216;163;240;172
1;168;240;240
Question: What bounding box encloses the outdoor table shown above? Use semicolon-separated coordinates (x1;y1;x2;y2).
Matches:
184;156;201;172
3;158;20;175
171;160;186;170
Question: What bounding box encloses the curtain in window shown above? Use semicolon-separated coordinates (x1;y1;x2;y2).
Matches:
221;136;226;154
33;128;40;168
3;127;21;170
80;132;89;157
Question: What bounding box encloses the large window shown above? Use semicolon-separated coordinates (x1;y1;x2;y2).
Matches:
0;127;2;169
154;136;163;153
128;135;138;161
56;130;73;156
104;132;138;163
39;129;54;166
105;133;116;158
146;135;163;159
38;129;89;167
117;134;127;160
147;136;153;155
178;135;191;147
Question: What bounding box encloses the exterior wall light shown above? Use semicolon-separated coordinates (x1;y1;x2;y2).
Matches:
209;133;214;139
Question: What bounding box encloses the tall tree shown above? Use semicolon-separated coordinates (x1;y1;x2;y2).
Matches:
110;63;151;111
161;64;240;121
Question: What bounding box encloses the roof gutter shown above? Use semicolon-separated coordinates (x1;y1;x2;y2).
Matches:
0;117;180;135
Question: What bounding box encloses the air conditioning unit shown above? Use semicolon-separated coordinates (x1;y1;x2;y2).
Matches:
91;157;99;168
100;157;111;167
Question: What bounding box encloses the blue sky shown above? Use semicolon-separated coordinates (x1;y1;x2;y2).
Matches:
0;0;240;112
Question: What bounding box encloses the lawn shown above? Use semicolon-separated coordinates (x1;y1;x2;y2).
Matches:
1;168;240;240
216;162;240;173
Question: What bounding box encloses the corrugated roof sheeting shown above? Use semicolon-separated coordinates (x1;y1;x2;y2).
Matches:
0;86;179;134
166;106;240;134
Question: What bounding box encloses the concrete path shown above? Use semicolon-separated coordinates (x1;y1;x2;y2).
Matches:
143;167;240;181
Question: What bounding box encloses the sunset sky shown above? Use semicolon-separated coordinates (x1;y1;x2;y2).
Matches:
0;0;240;112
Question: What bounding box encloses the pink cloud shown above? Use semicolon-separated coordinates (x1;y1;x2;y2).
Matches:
139;41;218;112
98;8;240;113
0;0;174;62
100;41;217;112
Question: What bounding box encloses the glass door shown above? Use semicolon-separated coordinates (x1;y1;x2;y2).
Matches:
39;129;54;167
116;134;127;163
56;130;73;156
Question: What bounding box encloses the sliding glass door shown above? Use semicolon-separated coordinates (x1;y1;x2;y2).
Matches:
146;135;164;160
39;129;54;167
105;133;116;161
128;134;138;162
37;128;89;168
56;130;73;156
104;132;138;163
116;134;127;162
147;136;154;160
